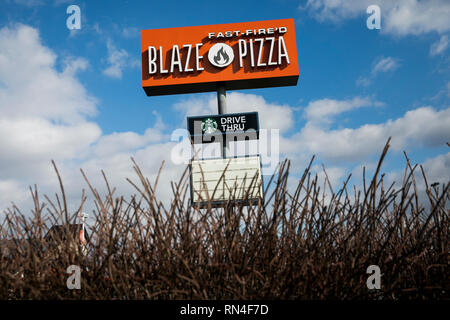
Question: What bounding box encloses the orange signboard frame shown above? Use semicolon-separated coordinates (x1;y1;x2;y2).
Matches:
141;19;299;96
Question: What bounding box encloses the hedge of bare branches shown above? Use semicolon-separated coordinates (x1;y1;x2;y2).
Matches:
0;139;448;299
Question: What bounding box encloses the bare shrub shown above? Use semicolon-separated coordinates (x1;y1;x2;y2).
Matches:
0;139;448;299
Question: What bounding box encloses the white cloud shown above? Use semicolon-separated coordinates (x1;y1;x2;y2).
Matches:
357;56;400;87
74;141;183;203
372;57;400;74
301;0;367;23
304;96;379;124
0;118;100;164
174;92;295;133
283;96;449;206
92;128;166;158
0;25;101;161
314;164;346;190
0;24;99;182
420;152;450;185
285;99;450;163
0;180;25;210
62;56;89;76
383;151;450;208
0;26;97;124
0;24;179;214
303;0;450;36
102;40;130;79
383;1;450;36
430;35;449;56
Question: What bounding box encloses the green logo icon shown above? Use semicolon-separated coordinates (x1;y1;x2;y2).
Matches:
201;118;218;134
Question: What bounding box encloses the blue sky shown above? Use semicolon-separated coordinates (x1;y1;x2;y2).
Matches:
0;0;449;213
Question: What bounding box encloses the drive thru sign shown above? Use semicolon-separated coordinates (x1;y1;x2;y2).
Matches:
187;112;259;143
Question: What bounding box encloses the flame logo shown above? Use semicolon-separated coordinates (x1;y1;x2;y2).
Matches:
208;43;234;68
214;47;229;65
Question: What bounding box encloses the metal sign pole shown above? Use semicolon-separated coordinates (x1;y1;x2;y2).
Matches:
217;85;227;158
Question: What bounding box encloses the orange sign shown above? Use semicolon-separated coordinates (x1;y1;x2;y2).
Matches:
141;19;299;96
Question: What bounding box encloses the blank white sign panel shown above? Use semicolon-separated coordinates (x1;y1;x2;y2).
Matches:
191;156;263;204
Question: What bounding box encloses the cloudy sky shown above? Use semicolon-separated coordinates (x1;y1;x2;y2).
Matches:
0;0;449;215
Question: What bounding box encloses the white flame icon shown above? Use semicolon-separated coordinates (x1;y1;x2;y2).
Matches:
208;43;234;68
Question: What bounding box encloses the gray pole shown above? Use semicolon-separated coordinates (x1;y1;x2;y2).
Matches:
217;85;227;158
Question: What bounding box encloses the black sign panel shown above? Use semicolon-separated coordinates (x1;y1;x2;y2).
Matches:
187;112;259;144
